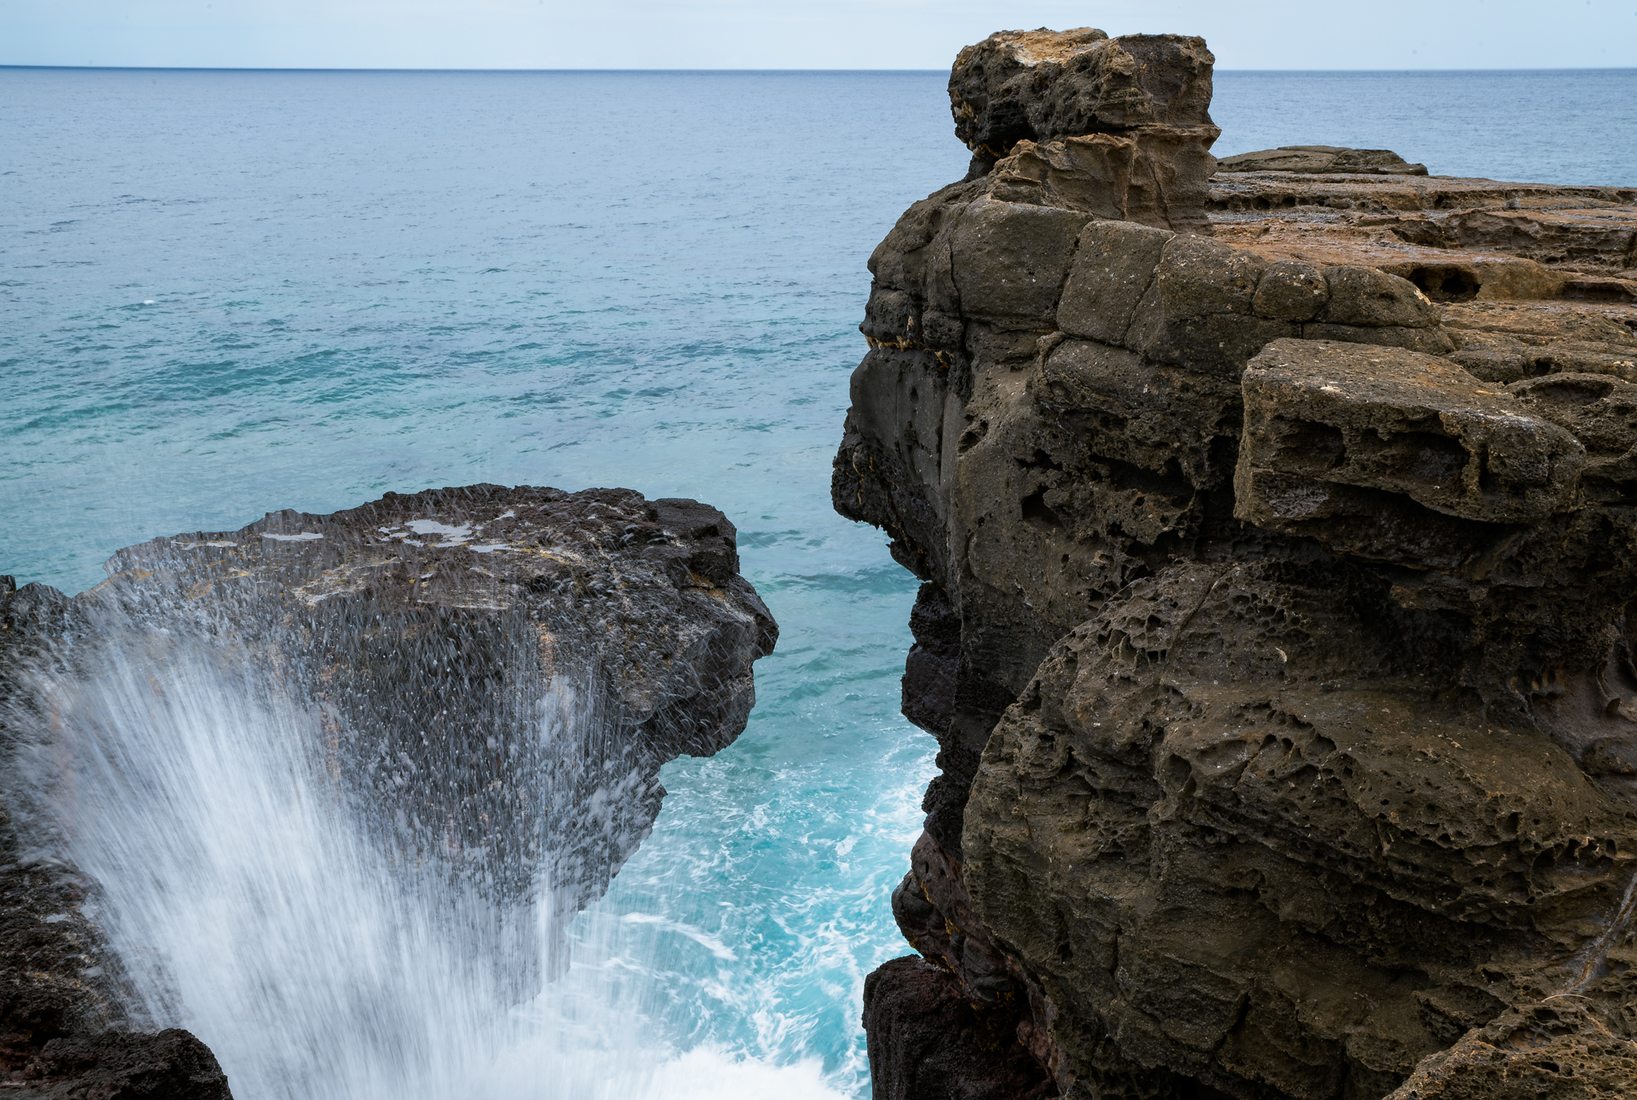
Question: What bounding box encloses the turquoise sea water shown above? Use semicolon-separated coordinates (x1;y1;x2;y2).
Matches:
2;67;1635;1096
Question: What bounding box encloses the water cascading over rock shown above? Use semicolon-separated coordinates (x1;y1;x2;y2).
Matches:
835;27;1637;1100
0;485;775;1098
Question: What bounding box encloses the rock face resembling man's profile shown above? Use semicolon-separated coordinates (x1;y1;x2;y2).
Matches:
836;26;1637;1100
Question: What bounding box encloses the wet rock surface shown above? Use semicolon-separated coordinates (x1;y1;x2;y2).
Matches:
92;485;775;908
1;579;232;1099
0;485;776;1097
863;955;1056;1100
837;25;1637;1100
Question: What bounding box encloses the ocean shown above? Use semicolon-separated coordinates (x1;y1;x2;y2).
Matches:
2;66;1634;1097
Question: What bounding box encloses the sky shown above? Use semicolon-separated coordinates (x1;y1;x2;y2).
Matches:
2;0;1635;71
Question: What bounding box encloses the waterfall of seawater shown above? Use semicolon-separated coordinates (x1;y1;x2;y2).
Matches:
11;619;843;1099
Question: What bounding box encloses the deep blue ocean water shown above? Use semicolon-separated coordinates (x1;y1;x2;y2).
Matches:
2;67;1634;1097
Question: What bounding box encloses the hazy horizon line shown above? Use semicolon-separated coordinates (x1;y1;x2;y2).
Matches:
4;63;1636;75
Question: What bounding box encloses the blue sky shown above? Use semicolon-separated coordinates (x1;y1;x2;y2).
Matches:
4;0;1635;70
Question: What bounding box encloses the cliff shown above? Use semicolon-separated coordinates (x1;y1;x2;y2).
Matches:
0;485;775;1096
835;28;1637;1100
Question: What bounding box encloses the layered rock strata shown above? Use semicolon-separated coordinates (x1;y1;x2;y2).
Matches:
0;485;776;1096
837;27;1637;1100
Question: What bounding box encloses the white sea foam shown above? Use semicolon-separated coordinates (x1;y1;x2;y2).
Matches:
403;518;473;542
646;1047;845;1099
620;912;738;962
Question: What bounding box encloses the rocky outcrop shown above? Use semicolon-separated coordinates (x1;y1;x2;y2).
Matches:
837;26;1637;1100
84;485;776;910
0;485;776;1096
0;578;232;1098
948;28;1220;228
1216;146;1428;176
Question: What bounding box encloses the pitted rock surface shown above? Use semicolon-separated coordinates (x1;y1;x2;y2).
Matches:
837;25;1637;1100
949;28;1221;229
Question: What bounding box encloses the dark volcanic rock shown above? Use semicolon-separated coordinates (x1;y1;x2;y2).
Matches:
837;24;1637;1100
0;484;776;1098
78;485;776;909
26;1029;230;1099
1;580;230;1099
863;956;1055;1100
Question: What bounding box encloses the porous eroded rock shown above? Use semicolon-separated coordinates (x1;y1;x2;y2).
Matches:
0;485;776;1097
837;25;1637;1100
950;28;1221;228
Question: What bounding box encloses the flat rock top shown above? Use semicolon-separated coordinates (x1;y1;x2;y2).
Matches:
963;26;1108;66
111;484;743;604
1207;149;1637;387
1216;145;1428;175
96;484;778;757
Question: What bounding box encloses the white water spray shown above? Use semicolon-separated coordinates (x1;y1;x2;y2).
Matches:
14;622;845;1099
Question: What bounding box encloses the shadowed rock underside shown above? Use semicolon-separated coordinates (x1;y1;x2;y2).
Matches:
837;26;1637;1100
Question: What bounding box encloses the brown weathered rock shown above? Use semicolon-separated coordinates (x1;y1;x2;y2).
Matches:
949;28;1221;229
949;29;1214;155
838;25;1637;1100
1216;145;1429;176
1237;339;1586;526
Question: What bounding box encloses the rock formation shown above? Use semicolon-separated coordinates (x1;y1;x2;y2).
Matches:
0;485;776;1096
0;577;233;1099
1215;146;1428;176
836;27;1637;1100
